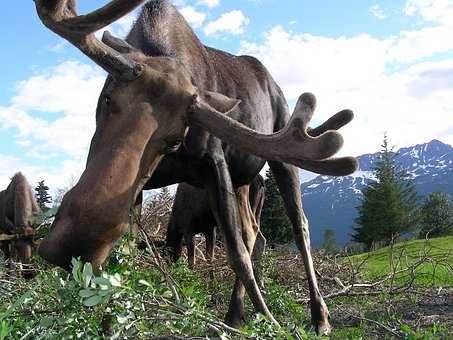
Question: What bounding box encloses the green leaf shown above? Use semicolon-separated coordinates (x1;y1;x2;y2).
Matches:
82;263;93;288
98;289;111;297
71;257;83;284
162;290;173;298
83;294;101;307
40;317;54;328
93;277;111;288
79;289;96;298
138;279;152;287
117;315;129;324
109;274;122;287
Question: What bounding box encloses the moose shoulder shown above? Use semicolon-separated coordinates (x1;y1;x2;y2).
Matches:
35;0;357;334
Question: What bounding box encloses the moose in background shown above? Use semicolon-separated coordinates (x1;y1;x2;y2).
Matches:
166;175;266;269
35;0;357;333
0;173;40;278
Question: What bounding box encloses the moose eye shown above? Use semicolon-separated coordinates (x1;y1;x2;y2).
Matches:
103;96;111;106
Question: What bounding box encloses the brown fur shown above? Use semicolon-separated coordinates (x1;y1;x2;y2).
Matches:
0;173;40;278
166;175;265;268
35;0;357;333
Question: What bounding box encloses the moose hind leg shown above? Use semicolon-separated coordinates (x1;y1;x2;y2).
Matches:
186;233;196;269
269;161;331;335
205;227;216;262
206;154;277;328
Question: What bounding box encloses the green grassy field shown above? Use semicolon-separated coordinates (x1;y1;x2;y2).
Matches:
345;236;453;287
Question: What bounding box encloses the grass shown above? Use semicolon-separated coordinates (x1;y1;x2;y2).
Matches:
0;236;452;339
345;236;453;287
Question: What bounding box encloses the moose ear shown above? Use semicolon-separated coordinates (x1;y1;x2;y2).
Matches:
197;90;241;114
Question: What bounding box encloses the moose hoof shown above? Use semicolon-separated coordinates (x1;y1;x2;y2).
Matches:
314;317;332;336
225;311;245;329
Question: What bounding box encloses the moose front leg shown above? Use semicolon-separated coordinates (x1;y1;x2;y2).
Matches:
224;184;261;327
269;161;331;335
129;191;143;241
206;153;277;328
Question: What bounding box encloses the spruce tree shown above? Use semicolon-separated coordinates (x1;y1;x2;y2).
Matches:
419;192;453;237
34;180;52;211
352;136;419;249
261;168;292;244
323;228;338;255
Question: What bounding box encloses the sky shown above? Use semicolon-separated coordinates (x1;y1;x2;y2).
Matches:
1;0;453;193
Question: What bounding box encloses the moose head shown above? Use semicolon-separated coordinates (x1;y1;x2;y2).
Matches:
34;0;357;269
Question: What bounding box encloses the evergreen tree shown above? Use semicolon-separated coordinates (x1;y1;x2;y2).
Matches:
141;187;174;233
35;180;52;211
352;136;419;249
419;192;453;237
261;168;292;244
322;228;338;255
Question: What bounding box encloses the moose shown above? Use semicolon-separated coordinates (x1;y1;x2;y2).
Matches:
34;0;357;334
166;175;266;269
0;172;40;278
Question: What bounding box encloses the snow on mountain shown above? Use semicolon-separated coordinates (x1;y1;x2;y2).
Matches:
300;140;453;247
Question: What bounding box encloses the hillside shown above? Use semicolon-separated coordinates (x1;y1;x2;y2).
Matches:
301;139;453;246
346;236;453;287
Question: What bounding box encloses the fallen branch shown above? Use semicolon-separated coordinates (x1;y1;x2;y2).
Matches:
344;310;403;338
139;227;181;304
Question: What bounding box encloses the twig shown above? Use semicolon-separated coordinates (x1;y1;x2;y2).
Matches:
344;311;403;338
139;227;181;304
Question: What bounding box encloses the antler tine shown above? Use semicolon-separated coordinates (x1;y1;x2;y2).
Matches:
291;157;358;176
308;109;354;137
57;0;146;35
35;0;146;80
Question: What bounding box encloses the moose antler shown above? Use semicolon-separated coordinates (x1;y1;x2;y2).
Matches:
34;0;146;80
190;92;358;176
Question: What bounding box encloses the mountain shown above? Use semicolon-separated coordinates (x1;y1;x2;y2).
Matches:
301;139;453;247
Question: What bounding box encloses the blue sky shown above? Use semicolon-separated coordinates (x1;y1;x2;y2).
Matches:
1;0;453;192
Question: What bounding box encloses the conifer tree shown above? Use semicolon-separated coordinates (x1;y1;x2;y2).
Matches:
419;192;453;237
261;168;292;244
352;136;419;249
323;228;338;255
34;180;52;211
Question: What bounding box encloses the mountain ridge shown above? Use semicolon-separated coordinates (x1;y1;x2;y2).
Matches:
300;139;453;247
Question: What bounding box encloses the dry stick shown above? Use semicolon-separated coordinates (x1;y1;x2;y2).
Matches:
164;300;243;336
306;249;450;302
344;310;403;338
0;233;32;241
139;227;181;304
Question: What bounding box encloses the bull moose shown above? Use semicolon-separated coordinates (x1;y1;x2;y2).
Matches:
0;172;40;278
34;0;357;334
166;175;266;268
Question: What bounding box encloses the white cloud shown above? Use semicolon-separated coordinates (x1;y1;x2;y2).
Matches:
95;10;139;39
197;0;220;8
0;61;105;192
239;24;453;156
179;6;207;28
369;4;387;19
204;10;250;36
11;61;104;116
404;0;453;24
